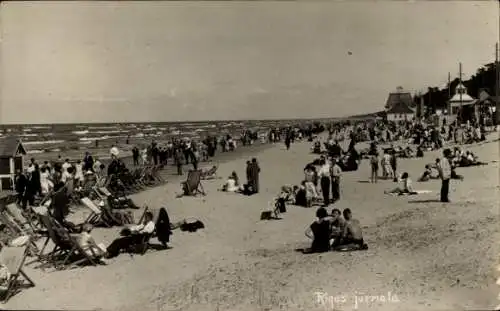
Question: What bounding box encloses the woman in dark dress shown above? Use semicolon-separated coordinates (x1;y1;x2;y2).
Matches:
303;207;331;254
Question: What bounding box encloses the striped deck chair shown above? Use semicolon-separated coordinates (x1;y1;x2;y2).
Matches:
0;245;35;302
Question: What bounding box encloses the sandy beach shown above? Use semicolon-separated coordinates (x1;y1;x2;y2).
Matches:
3;131;499;311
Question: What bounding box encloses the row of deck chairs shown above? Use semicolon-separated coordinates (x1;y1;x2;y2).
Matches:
106;165;166;196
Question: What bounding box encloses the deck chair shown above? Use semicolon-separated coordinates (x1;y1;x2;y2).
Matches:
201;164;219;180
97;187;139;210
37;214;100;270
181;170;206;196
5;203;45;239
81;197;110;227
0;245;35;302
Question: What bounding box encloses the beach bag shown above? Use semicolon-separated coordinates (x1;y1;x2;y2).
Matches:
180;219;205;232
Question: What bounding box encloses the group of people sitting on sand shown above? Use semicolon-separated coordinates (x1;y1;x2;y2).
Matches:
219;158;261;196
450;147;488;167
301;207;368;254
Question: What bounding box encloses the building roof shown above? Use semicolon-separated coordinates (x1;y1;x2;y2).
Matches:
0;137;26;157
449;93;475;103
386;101;415;114
385;92;414;110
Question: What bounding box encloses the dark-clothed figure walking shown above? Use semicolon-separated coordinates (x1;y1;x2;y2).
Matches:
249;158;260;193
246;161;252;185
132;147;140;166
14;170;27;205
83;152;94;172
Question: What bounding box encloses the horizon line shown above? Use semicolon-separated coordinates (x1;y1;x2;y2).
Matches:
0;112;383;127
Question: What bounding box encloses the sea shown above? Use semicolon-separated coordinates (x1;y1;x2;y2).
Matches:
0;119;329;155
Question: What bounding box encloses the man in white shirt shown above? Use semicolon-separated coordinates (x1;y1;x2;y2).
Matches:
330;158;342;202
62;159;72;174
318;159;331;207
437;149;452;203
105;211;155;258
27;158;36;174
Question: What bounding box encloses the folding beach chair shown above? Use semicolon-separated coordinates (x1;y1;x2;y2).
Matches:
0;245;35;302
181;170;206;196
97;187;139;210
81;197;112;228
37;214;101;270
5;203;44;239
200;164;219;180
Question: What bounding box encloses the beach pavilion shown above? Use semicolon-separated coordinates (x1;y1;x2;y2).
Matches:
0;137;27;191
384;87;416;121
448;83;477;124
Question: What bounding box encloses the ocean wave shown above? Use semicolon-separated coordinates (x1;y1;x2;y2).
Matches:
90;130;124;134
24;140;65;145
29;126;51;129
88;126;119;130
26;149;45;154
72;130;89;135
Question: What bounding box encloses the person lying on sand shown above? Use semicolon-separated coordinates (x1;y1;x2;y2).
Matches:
331;208;368;251
303;207;331;253
417;165;439;182
384;172;417;195
105;211;155;259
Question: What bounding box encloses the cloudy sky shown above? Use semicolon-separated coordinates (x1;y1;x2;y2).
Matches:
0;1;498;124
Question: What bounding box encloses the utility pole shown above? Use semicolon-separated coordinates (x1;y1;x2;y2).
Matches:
496;42;499;125
459;62;463;125
447;72;451;115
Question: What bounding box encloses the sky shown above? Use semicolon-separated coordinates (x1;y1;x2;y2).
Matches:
0;1;498;124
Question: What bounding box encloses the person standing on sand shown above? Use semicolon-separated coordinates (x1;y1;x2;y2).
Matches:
83;152;94;172
249;158;260;193
437;149;452;203
14;169;27;206
318;159;331;207
390;150;398;182
132;146;140;166
330;158;342;203
246;160;252;185
174;148;184;176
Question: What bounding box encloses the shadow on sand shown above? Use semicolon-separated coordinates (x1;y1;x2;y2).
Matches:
408;199;443;204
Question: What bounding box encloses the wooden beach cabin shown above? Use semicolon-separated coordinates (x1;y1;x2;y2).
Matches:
0;137;26;191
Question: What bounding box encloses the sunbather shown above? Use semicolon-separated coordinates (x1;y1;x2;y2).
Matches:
385;172;417;195
331;208;368;251
328;208;346;245
78;224;106;258
417;165;439;182
105;211;155;258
